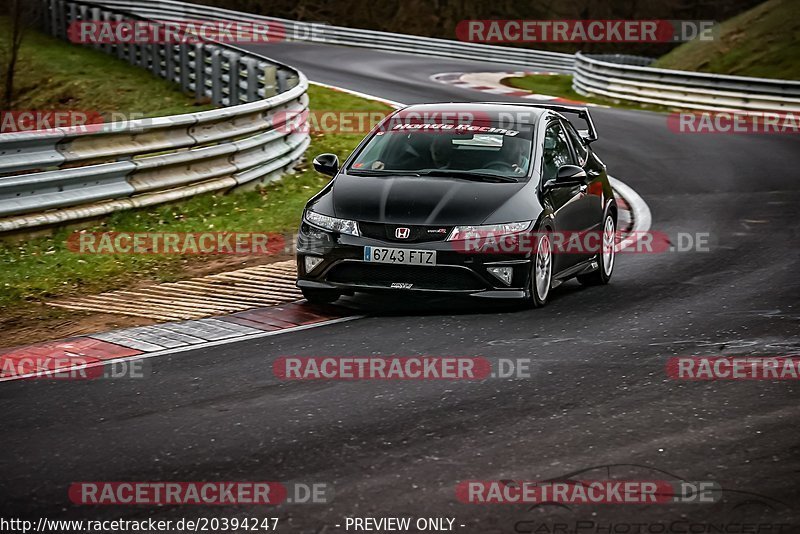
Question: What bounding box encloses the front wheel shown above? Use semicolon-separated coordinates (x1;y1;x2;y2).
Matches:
578;214;615;286
528;232;553;308
302;288;341;305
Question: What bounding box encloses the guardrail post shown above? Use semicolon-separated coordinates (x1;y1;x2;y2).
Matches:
114;13;126;60
193;44;207;99
47;0;56;36
76;2;86;24
140;41;151;70
89;7;100;50
210;47;223;106
100;10;114;55
49;1;58;38
261;64;278;98
276;69;289;93
66;2;77;37
41;0;51;33
151;43;161;78
55;0;67;39
165;44;178;84
151;43;165;78
228;51;241;106
245;58;259;103
179;45;192;92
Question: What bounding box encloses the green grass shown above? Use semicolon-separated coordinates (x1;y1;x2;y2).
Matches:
0;84;393;312
503;74;671;113
0;17;215;116
653;0;799;80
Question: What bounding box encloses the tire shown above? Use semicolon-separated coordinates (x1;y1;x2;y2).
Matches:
528;232;553;308
578;213;615;286
302;288;341;305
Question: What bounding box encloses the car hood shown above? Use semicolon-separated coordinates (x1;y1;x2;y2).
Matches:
326;173;529;225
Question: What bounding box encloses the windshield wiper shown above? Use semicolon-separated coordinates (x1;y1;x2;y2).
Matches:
347;169;421;177
416;170;518;183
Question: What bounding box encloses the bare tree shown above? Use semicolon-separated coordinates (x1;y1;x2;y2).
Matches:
2;0;37;109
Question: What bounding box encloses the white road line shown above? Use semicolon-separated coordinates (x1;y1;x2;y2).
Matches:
609;175;653;252
0;314;363;383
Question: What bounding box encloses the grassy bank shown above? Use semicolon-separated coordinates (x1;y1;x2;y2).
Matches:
653;0;799;80
0;17;214;116
0;84;392;313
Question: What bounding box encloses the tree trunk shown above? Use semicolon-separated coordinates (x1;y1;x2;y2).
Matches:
4;0;24;109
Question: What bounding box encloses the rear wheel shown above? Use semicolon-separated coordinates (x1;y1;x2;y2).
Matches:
302;288;340;305
578;214;615;286
529;232;553;308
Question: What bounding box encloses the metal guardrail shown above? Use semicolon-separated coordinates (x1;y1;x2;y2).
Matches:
0;0;310;233
573;52;800;112
95;0;800;113
89;0;577;73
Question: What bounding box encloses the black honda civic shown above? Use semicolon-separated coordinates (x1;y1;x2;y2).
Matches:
296;102;617;307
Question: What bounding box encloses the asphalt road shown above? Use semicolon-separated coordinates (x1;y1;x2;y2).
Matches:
2;43;800;532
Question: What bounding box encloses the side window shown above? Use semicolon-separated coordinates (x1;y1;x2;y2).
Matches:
563;120;588;164
542;122;574;182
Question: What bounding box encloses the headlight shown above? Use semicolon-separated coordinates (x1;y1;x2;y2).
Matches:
304;210;360;236
447;221;532;241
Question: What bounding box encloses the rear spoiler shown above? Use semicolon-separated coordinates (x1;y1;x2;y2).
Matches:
476;102;599;143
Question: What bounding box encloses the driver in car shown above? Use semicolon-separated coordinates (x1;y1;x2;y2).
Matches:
505;139;530;175
429;135;453;169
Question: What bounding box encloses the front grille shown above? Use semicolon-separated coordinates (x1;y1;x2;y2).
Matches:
359;223;452;243
326;263;485;291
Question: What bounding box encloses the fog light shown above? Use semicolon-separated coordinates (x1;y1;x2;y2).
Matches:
487;266;513;286
304;255;324;273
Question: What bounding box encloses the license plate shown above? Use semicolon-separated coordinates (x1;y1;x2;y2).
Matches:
364;246;436;266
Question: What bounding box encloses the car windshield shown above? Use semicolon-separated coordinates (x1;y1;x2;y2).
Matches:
348;120;535;180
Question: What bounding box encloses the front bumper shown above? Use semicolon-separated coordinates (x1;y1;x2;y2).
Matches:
295;223;532;299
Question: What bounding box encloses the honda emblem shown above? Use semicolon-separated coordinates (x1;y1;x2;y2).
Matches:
395;227;411;239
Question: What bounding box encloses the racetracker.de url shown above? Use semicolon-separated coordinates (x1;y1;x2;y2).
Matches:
0;517;279;533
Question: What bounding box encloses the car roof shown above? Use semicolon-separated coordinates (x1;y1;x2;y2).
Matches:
395;102;549;124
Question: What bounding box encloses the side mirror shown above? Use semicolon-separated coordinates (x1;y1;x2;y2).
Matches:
578;129;598;144
313;153;339;177
556;164;587;182
543;165;587;190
